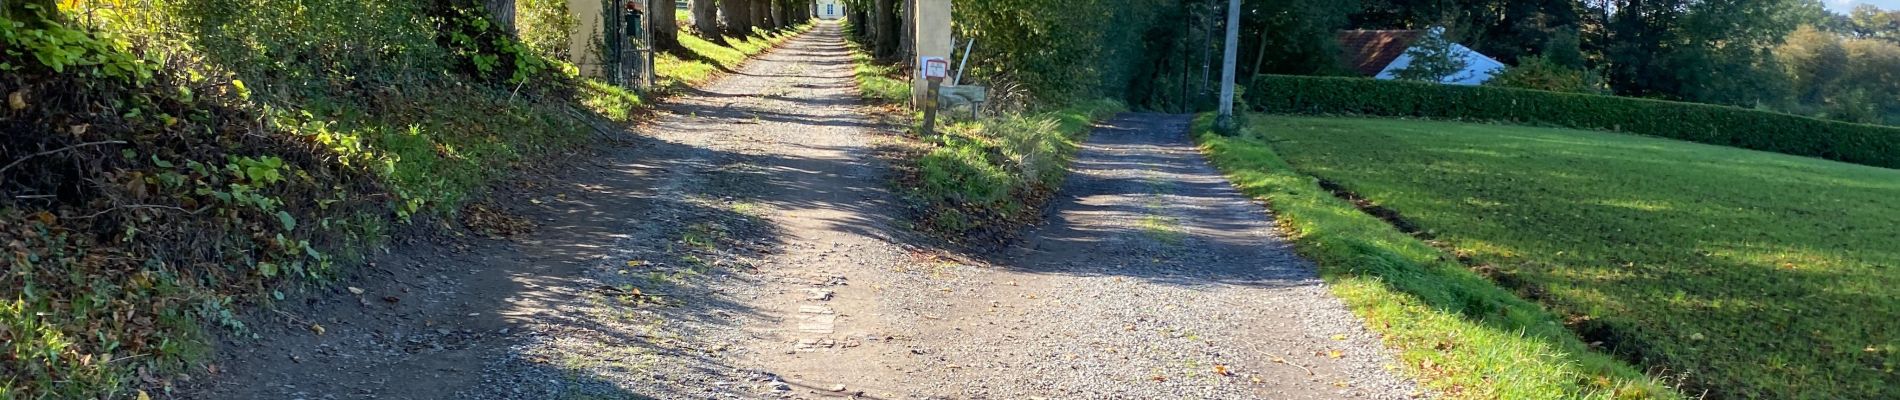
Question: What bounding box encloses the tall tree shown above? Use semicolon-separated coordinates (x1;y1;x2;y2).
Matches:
1778;25;1848;104
901;0;915;62
649;0;680;50
846;0;867;39
1602;0;1688;98
693;0;723;42
723;0;753;37
1848;4;1900;42
1391;27;1471;82
1241;0;1358;77
873;0;899;58
753;0;771;31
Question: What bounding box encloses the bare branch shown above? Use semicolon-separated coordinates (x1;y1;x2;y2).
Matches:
0;140;129;176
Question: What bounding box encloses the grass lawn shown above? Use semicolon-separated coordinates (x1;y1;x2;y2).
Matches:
1203;115;1899;398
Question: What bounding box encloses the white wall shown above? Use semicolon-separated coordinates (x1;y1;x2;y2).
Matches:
817;0;845;19
1374;43;1506;85
567;0;605;77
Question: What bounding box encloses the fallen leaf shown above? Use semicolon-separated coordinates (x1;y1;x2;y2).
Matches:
8;90;25;110
1331;334;1346;341
1214;364;1232;376
1328;350;1343;358
309;323;325;335
1151;375;1167;382
626;260;647;268
347;286;365;295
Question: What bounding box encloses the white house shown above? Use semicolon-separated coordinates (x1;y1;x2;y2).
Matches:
816;0;844;20
1338;28;1506;85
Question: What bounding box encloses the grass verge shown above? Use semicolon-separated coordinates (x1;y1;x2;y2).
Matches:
1209;115;1898;398
0;3;806;396
846;40;910;104
1191;114;1678;399
905;100;1124;240
656;25;813;90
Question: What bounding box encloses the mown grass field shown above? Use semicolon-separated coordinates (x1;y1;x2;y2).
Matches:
1202;115;1898;398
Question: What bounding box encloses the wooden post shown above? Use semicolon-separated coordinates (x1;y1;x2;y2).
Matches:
922;77;941;136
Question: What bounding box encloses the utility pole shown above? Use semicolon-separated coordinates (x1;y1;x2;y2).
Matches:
1215;0;1240;131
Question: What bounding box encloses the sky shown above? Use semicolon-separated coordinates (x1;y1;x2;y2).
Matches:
1827;0;1900;12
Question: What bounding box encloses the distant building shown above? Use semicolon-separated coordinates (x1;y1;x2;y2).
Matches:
816;0;844;20
1336;28;1506;85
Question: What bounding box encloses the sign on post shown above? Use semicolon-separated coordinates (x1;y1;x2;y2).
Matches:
921;57;949;80
920;57;950;137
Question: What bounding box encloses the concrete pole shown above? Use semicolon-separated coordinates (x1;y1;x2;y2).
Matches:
1216;0;1240;128
911;0;951;107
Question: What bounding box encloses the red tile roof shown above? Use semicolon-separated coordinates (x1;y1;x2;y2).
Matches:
1337;30;1423;77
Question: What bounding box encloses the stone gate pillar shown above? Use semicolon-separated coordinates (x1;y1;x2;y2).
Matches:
911;0;950;107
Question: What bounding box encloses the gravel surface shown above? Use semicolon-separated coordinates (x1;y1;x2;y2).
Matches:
185;23;1425;400
897;114;1427;398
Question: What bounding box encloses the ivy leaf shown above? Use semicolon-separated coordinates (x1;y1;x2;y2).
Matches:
276;210;297;230
258;262;279;277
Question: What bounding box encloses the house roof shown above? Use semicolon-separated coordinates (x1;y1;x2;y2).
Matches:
1337;30;1423;76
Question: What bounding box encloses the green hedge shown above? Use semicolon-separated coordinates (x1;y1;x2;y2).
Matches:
1249;75;1900;169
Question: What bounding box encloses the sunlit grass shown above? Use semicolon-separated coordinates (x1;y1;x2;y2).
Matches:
1200;114;1900;398
657;24;812;88
1194;115;1677;399
846;41;909;103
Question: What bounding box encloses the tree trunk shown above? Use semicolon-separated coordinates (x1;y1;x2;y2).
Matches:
770;0;785;30
484;0;516;33
752;0;770;31
650;0;679;50
692;0;722;42
900;0;914;62
872;0;899;59
846;0;866;39
723;0;752;37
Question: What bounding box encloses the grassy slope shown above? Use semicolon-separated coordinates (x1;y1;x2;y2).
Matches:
0;3;808;396
1245;116;1899;398
837;28;1123;242
656;25;812;90
1192;115;1674;399
910;99;1125;235
847;40;910;104
1201;114;1900;398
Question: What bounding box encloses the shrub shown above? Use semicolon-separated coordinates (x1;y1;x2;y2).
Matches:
1249;75;1900;169
1487;55;1600;94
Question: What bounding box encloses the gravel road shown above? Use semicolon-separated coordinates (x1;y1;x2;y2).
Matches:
185;22;1424;399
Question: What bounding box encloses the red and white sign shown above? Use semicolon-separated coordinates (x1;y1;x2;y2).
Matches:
921;57;949;79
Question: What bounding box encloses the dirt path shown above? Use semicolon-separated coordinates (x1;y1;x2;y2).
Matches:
188;23;1421;399
905;114;1425;398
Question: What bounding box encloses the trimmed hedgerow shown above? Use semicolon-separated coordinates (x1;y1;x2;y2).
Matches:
1248;75;1900;169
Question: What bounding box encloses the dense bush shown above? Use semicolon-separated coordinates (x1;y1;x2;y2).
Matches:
1250;75;1900;169
1487;55;1602;94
